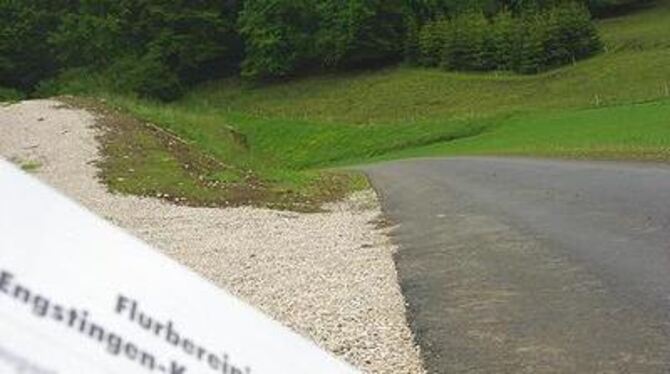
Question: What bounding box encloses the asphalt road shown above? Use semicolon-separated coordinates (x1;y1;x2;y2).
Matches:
363;157;670;374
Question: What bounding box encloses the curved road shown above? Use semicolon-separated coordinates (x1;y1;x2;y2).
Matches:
364;157;670;373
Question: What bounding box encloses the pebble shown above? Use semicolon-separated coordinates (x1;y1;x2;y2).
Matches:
0;100;425;374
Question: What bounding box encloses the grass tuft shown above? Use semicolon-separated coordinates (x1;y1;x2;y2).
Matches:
19;160;42;172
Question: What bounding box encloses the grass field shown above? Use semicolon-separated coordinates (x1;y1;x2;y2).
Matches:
383;100;670;162
57;1;670;210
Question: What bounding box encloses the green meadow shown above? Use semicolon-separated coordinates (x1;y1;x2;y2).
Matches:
57;1;670;210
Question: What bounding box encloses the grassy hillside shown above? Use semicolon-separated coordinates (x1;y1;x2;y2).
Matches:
183;1;670;125
78;1;670;210
384;100;670;162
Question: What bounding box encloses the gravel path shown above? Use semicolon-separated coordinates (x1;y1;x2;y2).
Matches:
0;99;424;374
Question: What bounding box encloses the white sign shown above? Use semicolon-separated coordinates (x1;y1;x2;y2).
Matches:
0;159;357;374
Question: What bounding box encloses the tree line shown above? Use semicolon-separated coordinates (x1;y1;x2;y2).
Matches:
0;0;649;100
414;2;602;73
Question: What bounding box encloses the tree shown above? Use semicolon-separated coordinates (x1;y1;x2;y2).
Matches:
239;0;319;79
404;15;421;63
336;0;406;68
418;18;451;66
491;10;518;70
517;12;548;73
0;0;610;97
542;2;602;68
240;0;407;79
50;0;241;98
0;0;69;90
442;10;490;71
419;1;602;74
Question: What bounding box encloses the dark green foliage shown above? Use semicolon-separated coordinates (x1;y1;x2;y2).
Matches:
338;0;406;68
442;11;491;71
404;16;422;63
108;55;183;101
518;13;548;73
587;0;653;16
239;0;406;80
0;0;626;99
0;86;24;101
543;2;602;67
418;19;449;66
48;1;130;68
0;0;69;90
491;10;518;70
142;1;241;84
49;0;240;99
238;0;318;80
420;2;603;74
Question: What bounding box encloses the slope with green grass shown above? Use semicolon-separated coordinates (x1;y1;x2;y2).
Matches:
384;100;670;162
75;1;670;210
182;1;670;125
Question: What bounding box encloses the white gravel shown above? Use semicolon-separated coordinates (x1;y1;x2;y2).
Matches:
0;99;424;374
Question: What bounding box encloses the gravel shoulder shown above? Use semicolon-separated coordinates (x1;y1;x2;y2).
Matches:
0;99;424;374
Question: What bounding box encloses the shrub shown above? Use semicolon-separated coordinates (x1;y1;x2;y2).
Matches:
0;87;24;102
238;0;318;80
34;58;182;102
448;10;491;71
239;0;407;79
109;56;183;101
0;0;614;98
335;0;406;68
548;2;602;65
49;3;127;68
418;1;602;74
418;18;450;66
33;69;109;98
491;10;518;70
0;1;66;90
404;16;421;63
49;0;240;100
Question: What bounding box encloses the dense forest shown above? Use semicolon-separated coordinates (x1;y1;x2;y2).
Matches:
0;0;651;100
